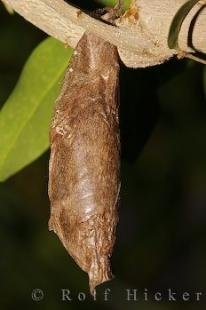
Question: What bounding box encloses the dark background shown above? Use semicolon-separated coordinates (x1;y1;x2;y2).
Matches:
1;1;206;309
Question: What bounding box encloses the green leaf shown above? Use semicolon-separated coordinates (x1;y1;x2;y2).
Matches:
95;0;131;10
0;37;73;181
168;0;200;49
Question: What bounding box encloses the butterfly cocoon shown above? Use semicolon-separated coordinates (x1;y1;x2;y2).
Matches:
48;32;120;294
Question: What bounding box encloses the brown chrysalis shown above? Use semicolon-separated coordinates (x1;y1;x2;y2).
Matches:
48;32;120;294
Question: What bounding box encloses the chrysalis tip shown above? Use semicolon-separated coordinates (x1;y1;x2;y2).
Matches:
88;257;114;295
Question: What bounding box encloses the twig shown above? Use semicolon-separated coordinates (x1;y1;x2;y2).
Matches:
1;0;206;67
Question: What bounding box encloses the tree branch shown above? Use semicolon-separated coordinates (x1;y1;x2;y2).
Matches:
1;0;206;67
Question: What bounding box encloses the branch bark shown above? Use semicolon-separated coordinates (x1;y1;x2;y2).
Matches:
1;0;206;67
